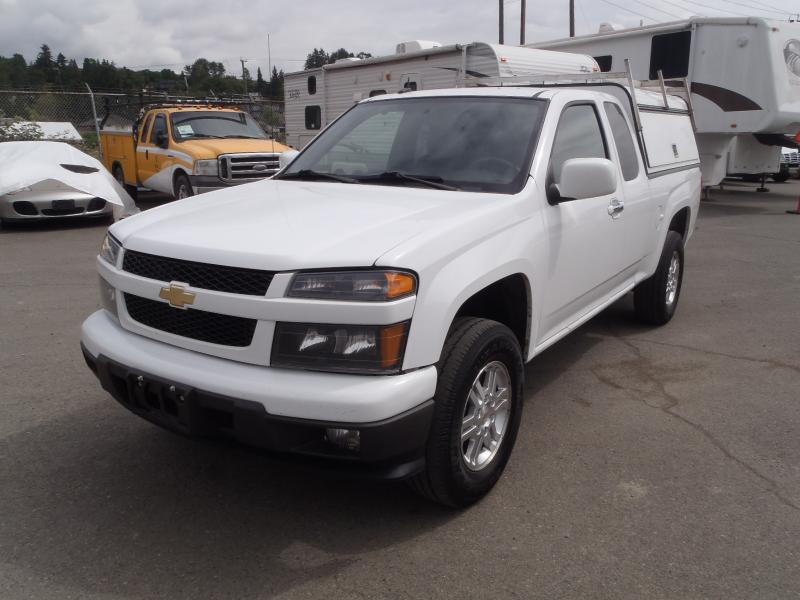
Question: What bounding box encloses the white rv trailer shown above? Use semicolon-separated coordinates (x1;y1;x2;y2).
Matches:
530;17;800;186
284;41;599;149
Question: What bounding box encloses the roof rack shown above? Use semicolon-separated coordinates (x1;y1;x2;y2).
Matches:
469;59;696;132
99;96;256;130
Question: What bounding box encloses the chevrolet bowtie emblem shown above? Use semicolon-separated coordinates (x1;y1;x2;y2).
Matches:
158;282;195;309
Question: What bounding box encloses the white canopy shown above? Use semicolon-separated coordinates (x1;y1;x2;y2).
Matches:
0;141;138;217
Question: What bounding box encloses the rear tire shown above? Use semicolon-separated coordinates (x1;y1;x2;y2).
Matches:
634;230;684;325
112;164;138;200
174;173;193;200
408;318;524;507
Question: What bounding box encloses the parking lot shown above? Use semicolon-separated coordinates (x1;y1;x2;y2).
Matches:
1;181;799;599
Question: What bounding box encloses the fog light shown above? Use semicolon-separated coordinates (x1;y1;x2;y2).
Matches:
325;428;361;452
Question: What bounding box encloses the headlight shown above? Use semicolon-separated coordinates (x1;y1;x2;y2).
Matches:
193;159;218;176
287;270;417;301
99;234;122;266
98;275;118;319
271;321;409;374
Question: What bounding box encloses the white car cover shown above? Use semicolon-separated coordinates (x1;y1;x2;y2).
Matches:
0;141;139;218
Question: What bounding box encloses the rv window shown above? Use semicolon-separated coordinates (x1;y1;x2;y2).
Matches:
603;102;639;181
649;31;691;79
550;104;608;183
308;76;317;95
305;105;322;130
594;55;612;72
369;90;387;97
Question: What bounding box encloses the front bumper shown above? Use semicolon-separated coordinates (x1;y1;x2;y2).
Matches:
81;311;437;477
0;192;113;221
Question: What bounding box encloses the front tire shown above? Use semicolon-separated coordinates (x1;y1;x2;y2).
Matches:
409;318;524;507
634;230;684;325
174;173;193;200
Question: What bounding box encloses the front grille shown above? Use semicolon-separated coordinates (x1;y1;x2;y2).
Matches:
124;293;257;347
123;250;274;296
42;207;84;216
219;153;280;182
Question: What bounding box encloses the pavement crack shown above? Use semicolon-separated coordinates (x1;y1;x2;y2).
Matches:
592;335;800;513
626;337;800;375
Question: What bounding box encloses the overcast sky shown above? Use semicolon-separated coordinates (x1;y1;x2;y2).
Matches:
1;0;798;76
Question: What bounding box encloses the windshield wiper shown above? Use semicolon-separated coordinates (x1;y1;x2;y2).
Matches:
358;171;459;191
221;135;265;139
279;169;360;184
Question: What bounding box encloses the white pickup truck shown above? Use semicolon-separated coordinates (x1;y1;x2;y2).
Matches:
82;84;701;506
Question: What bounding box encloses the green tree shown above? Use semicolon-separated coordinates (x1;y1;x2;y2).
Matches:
304;48;329;69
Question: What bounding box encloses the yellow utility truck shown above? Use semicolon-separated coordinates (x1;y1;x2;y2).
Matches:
100;103;290;200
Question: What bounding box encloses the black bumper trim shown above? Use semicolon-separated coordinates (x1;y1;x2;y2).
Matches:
81;344;433;480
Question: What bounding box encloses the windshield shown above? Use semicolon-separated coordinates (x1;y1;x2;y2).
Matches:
170;111;268;141
279;96;546;194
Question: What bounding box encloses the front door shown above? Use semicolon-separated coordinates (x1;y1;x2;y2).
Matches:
538;102;633;342
136;113;168;193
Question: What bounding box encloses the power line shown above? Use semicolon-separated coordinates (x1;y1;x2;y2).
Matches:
629;0;685;20
658;0;759;17
718;0;794;17
596;0;661;23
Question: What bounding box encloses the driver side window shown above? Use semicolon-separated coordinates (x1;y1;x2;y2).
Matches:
149;114;167;145
550;104;607;182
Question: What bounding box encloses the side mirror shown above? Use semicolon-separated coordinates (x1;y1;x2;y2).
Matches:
155;132;168;149
279;149;300;170
549;158;618;204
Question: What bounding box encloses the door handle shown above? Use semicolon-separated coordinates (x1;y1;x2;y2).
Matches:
607;198;625;219
145;149;149;159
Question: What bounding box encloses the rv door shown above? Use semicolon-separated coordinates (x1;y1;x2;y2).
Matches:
400;73;421;92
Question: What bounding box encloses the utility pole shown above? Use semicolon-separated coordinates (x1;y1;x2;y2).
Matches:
267;34;272;99
499;0;504;44
569;0;575;37
240;58;249;96
520;0;526;45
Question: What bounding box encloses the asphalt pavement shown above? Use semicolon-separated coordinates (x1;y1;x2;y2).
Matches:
1;181;799;599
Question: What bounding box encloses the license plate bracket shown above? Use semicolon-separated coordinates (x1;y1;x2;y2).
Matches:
52;199;76;210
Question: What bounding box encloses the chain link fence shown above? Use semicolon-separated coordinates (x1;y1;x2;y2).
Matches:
0;88;285;154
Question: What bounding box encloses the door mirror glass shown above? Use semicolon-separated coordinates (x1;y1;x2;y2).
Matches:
155;131;168;148
551;158;617;203
279;150;300;170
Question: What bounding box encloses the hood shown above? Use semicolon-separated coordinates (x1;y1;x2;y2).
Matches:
177;138;291;160
111;179;506;271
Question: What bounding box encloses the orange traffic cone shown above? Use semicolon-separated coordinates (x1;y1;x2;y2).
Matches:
788;196;800;215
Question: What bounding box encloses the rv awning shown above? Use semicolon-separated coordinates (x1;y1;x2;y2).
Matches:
0;141;138;216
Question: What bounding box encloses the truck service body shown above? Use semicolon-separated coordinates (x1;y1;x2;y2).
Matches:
83;83;700;506
100;106;290;199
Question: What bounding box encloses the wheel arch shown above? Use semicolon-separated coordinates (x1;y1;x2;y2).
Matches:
668;206;690;240
449;273;532;359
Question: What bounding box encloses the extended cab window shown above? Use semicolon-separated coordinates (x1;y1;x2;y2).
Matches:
139;114;154;144
550;104;607;182
281;96;546;194
149;114;167;145
604;102;640;180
